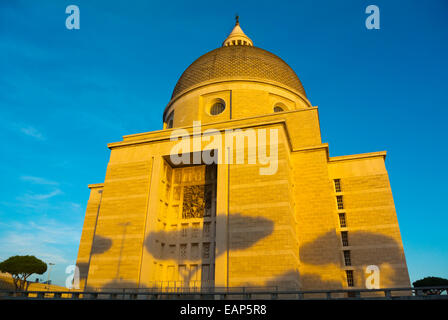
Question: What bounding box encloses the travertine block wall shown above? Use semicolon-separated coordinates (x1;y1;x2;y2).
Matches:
292;148;344;290
284;108;321;149
227;129;300;288
84;155;153;289
328;156;410;288
76;184;103;289
76;107;410;291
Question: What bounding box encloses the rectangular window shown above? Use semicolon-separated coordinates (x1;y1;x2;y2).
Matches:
334;179;342;192
203;222;211;237
190;264;199;281
202;264;210;281
210;264;215;281
192;222;200;238
181;224;188;237
343;250;352;266
341;231;349;247
202;242;210;259
180;244;187;259
336;195;344;210
158;264;164;279
169;244;176;257
346;270;354;287
204;184;213;217
167;265;175;281
178;265;186;281
339;213;347;228
152;262;157;280
191;243;199;259
173;186;181;201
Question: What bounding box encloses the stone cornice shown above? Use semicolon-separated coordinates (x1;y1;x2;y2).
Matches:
108;108;318;150
328;151;387;162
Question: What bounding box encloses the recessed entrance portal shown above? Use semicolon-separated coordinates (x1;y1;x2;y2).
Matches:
151;158;217;290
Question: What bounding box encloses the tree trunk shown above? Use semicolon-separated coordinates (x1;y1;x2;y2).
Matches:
12;277;19;291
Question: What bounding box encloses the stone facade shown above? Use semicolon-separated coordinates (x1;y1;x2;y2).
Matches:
76;21;410;291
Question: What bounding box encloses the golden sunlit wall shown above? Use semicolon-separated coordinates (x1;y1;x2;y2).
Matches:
75;20;410;292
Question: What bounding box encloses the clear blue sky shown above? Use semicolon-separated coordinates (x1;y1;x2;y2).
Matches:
0;0;447;286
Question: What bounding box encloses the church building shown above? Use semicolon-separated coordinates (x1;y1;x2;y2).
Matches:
76;19;410;292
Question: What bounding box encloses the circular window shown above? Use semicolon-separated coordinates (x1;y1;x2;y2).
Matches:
274;106;284;112
210;101;226;115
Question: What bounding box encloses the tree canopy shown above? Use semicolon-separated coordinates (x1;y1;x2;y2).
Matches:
413;276;448;295
0;255;47;291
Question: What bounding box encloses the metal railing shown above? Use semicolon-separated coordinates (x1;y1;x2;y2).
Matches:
0;286;447;300
119;280;217;293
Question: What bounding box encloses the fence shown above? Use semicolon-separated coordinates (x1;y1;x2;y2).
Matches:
0;286;447;300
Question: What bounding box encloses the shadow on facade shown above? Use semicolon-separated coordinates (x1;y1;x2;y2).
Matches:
91;234;113;255
299;230;409;288
299;273;343;291
76;234;113;284
78;214;273;291
95;271;339;293
143;213;274;287
79;222;408;292
101;280;147;290
264;270;301;290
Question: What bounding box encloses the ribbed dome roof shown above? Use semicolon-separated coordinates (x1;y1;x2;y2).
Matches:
171;45;307;100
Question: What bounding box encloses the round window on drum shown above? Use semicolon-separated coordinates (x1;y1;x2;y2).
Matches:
210;101;226;115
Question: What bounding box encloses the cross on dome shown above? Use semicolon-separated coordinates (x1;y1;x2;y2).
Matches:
222;16;253;47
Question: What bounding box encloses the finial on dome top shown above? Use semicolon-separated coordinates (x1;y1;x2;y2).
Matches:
222;16;253;47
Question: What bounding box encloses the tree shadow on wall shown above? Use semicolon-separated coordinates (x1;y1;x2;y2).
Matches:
240;231;409;292
265;270;343;294
144;213;274;286
76;234;113;285
299;231;409;289
96;270;342;293
77;213;275;291
95;271;341;294
79;225;409;292
101;280;147;291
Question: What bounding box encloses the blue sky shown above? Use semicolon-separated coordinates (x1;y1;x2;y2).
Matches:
0;0;447;286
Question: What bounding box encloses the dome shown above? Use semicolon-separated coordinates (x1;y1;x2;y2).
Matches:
171;45;307;100
170;19;307;101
